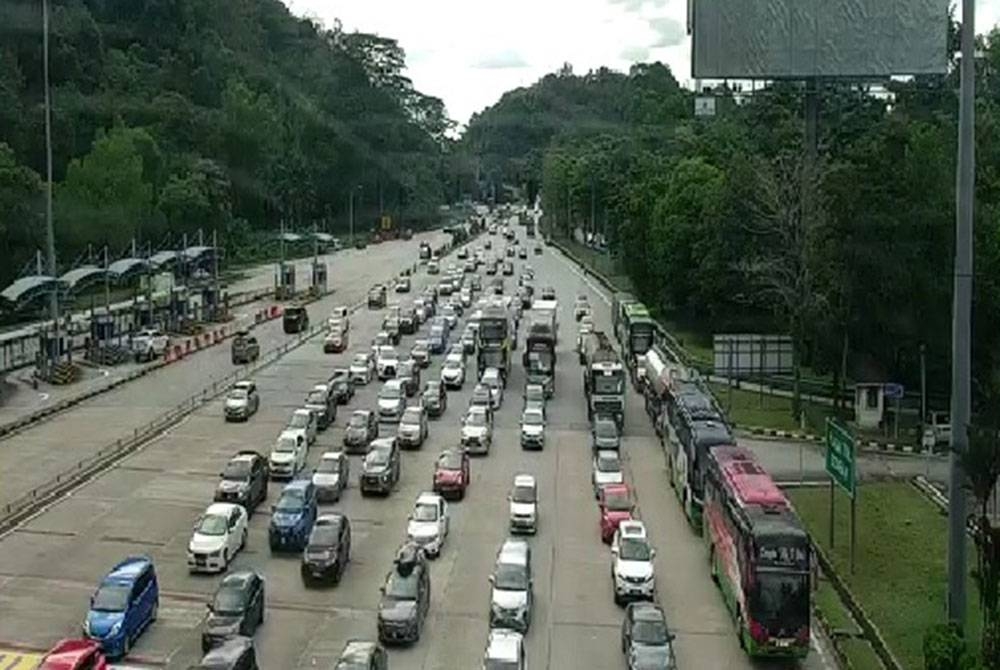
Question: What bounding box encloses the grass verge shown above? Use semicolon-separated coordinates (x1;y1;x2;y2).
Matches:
706;381;842;435
788;482;982;669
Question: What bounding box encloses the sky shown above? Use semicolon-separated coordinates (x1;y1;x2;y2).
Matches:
284;0;1000;128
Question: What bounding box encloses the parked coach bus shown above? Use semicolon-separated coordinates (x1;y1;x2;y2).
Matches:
703;445;811;660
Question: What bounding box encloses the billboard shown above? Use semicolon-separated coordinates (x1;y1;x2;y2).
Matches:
690;0;949;79
713;334;794;377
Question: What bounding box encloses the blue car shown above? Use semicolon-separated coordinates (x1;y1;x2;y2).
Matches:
84;556;159;658
269;480;318;552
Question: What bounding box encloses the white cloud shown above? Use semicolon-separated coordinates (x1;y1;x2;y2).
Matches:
474;50;529;70
282;0;1000;125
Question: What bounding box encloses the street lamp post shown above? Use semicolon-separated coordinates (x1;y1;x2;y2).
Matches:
42;0;60;371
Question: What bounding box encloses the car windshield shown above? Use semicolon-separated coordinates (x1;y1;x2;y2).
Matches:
309;523;340;547
222;460;251;480
413;503;438;522
275;491;305;513
484;660;518;670
379;385;401;400
228;389;248;400
595;421;618;439
604;492;632;511
620;538;652;561
91;584;130;612
494;563;528;590
430;326;444;337
349;413;367;428
512;485;536;503
438;452;462;470
289;413;310;429
633;618;670;645
366;449;390;466
316;458;342;474
211;586;247;616
352;355;368;366
385;571;419;599
274;437;297;453
524;409;544;425
466;411;487;427
196;514;228;536
526;387;543;401
402;408;422;424
597;453;621;472
306;390;326;404
752;573;810;629
445;359;461;369
378;347;397;358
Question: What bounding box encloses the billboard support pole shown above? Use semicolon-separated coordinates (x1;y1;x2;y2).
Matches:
947;0;975;628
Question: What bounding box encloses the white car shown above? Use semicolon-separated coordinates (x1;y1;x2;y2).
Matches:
376;345;400;380
270;430;307;479
187;503;248;573
440;354;466;389
286;408;318;446
519;407;545;450
460;290;473;308
131;328;169;362
611;520;656;603
406;493;449;558
508;474;537;535
349;352;375;385
461;406;493;455
481;367;504;410
484;629;525;669
377;379;406;423
592;450;624;497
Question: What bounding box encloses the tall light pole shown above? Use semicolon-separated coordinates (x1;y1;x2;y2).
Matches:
947;0;976;627
349;185;362;245
42;0;60;368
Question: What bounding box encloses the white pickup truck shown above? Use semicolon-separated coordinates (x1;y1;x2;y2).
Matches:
131;328;170;362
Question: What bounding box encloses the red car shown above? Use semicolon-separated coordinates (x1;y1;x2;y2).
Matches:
40;639;108;670
433;449;470;500
599;483;634;543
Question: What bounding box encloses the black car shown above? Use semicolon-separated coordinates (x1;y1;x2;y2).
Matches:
368;285;387;309
328;369;355;404
399;308;417;335
540;286;556;300
622;602;677;669
335;640;389;669
360;439;401;496
421;381;447;418
378;543;431;645
282;305;310;334
194;635;258;670
202;572;266;652
215;451;269;515
344;410;379;454
396;360;421;397
301;513;351;586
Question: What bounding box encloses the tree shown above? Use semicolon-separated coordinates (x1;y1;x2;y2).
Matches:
0;142;42;285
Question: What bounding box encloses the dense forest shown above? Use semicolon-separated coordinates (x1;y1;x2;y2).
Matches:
461;32;1000;409
0;0;456;286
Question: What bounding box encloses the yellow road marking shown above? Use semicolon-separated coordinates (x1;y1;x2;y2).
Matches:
0;650;42;670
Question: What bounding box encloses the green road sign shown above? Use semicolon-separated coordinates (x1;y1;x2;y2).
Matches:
826;418;856;498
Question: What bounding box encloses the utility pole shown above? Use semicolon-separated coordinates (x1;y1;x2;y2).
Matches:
947;0;976;627
42;0;60;370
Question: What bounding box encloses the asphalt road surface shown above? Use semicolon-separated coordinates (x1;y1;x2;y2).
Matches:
0;232;448;512
0;229;836;669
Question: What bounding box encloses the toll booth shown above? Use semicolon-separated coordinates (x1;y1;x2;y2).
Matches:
133;298;154;330
201;286;222;321
168;287;192;333
276;263;296;300
90;311;116;344
311;261;327;297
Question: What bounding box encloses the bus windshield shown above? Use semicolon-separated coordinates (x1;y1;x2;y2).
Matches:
751;572;810;630
593;373;623;395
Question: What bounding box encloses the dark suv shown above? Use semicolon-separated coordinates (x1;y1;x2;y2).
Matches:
231;331;260;365
360;439;400;496
202;571;265;652
421;381;447;418
214;451;269;515
301;513;352;586
282;306;310;334
344;410;379;454
377;543;431;644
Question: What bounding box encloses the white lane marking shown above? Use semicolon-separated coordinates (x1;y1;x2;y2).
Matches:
551;249;611;306
38;393;50;402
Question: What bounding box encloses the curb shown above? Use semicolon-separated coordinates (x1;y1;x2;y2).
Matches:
737;425;945;459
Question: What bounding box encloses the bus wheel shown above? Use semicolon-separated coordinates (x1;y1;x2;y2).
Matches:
709;546;719;584
736;614;747;650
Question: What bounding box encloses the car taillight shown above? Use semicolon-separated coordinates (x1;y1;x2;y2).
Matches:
795;626;810;644
749;619;769;644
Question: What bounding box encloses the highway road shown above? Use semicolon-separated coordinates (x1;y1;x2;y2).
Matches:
0;232;448;513
0;227;836;669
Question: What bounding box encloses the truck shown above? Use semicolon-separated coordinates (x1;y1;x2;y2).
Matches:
523;310;557;397
641;345;693;438
581;331;626;427
477;303;511;378
419;241;432;261
619;302;656;382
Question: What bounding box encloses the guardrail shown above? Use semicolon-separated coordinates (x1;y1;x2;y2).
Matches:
0;231;466;535
0;321;324;535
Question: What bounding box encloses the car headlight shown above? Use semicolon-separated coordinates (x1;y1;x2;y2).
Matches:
109;620;122;636
210;549;223;557
82;618;90;635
